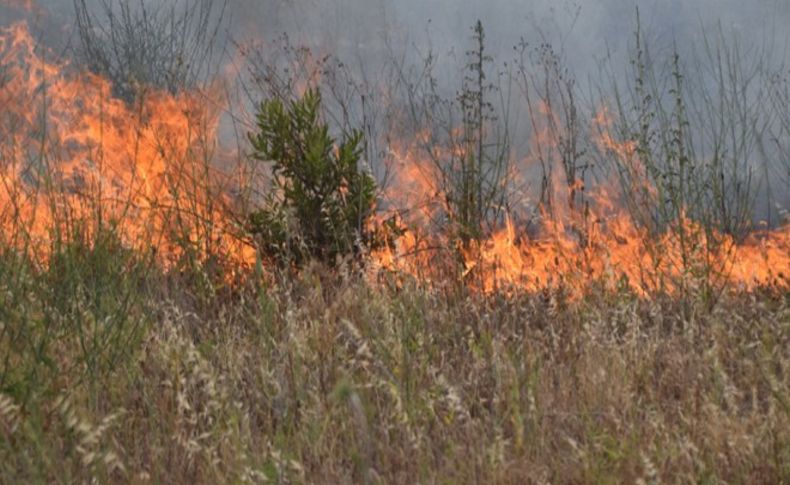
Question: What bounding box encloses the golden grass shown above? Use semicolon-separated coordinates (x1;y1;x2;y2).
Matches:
0;257;787;483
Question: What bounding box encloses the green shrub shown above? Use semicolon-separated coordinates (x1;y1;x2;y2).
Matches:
248;89;377;266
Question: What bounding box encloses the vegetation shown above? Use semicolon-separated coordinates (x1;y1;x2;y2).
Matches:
248;89;378;266
452;21;511;244
516;37;589;238
74;0;227;101
597;16;774;307
0;258;787;482
391;20;513;249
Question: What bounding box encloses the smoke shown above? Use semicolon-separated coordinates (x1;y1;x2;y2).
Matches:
3;0;788;91
7;0;789;66
219;0;790;73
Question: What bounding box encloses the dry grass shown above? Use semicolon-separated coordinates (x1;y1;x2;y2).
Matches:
0;250;787;483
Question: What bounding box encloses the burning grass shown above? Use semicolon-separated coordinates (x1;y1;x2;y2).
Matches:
1;20;788;297
0;21;255;273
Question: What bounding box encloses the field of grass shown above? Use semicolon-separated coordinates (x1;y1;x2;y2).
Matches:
0;239;787;483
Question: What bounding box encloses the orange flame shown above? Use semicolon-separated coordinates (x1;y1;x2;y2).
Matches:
373;104;789;297
1;16;787;296
0;22;255;272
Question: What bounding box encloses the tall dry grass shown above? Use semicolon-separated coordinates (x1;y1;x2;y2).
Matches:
0;257;787;482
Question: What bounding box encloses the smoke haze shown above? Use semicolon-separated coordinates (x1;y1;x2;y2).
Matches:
4;0;789;70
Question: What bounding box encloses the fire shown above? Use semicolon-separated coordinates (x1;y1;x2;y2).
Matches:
373;104;789;297
382;130;447;228
1;13;787;297
0;22;255;271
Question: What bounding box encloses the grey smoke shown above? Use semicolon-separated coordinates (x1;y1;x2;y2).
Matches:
7;1;789;69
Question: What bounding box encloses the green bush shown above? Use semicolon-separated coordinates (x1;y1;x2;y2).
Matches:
248;89;377;266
